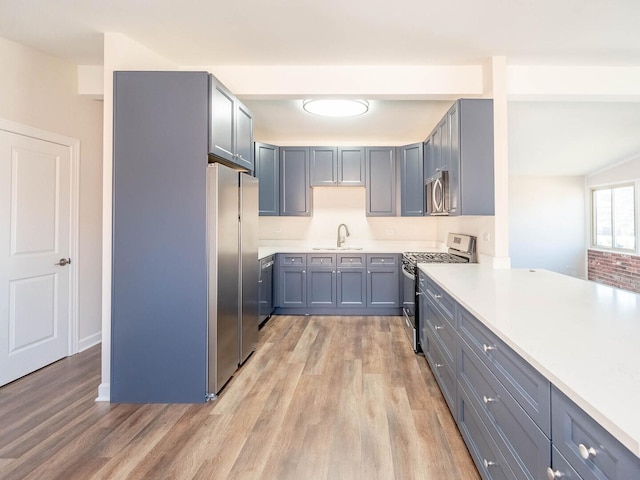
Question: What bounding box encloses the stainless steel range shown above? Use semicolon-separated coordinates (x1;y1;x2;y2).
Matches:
402;233;477;353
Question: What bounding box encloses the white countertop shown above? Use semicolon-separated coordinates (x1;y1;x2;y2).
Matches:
418;264;640;457
258;240;445;259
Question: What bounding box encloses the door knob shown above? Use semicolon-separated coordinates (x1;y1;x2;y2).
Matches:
54;258;71;266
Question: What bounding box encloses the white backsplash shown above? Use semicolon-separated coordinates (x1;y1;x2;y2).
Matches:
259;186;438;243
259;186;496;259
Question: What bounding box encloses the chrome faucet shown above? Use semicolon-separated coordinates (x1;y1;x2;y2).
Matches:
337;223;350;248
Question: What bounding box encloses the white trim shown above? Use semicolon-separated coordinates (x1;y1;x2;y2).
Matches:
78;332;101;352
96;382;110;402
0;117;81;357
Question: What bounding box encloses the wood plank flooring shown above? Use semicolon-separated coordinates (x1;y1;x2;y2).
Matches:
0;315;480;480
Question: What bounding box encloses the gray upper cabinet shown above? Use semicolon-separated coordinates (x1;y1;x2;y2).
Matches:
338;147;365;186
255;142;279;216
310;146;365;186
365;147;396;216
235;100;254;171
400;142;425;216
209;74;253;171
280;147;312;216
424;98;494;216
448;99;494;216
310;146;338;186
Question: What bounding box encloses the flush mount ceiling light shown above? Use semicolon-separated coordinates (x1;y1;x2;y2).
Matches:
302;99;369;117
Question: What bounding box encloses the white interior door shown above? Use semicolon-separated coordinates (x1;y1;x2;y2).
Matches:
0;130;72;387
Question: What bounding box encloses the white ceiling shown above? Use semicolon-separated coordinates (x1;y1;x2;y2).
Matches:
2;0;640;175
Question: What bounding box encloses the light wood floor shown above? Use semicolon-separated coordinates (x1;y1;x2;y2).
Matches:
0;315;480;480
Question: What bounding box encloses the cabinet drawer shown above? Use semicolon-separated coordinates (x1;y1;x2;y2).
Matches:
552;386;640;480
424;298;456;365
367;253;398;266
337;253;365;267
458;385;519;480
307;254;335;266
458;305;550;436
423;332;456;418
424;276;455;325
277;253;306;266
458;339;550;480
550;446;583;480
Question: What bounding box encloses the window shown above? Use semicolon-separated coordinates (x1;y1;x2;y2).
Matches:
592;184;636;250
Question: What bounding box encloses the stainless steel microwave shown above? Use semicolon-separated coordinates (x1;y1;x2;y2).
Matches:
425;170;449;215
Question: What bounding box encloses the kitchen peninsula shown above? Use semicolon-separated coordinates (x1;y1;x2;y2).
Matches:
419;263;640;479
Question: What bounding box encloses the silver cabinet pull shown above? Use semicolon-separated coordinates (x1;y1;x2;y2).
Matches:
483;459;496;468
483;344;496;352
546;467;564;479
483;395;497;404
435;363;443;368
435;325;444;330
54;258;71;266
434;293;442;299
578;444;597;460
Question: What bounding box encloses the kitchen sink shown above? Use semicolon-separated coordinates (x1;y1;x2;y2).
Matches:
311;246;363;250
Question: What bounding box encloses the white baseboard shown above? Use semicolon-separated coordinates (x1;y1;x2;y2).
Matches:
96;383;110;402
78;332;101;352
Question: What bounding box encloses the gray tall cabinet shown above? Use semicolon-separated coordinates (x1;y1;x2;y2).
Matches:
112;71;209;403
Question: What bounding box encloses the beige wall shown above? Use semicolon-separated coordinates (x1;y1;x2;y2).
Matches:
0;36;104;348
586;156;640;186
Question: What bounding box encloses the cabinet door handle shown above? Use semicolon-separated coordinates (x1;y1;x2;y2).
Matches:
435;325;444;330
578;444;597;460
482;395;497;404
483;459;496;468
546;467;564;479
302;270;305;274
433;293;442;299
483;344;496;352
435;363;443;368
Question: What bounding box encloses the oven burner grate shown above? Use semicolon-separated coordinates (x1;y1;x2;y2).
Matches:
402;251;469;276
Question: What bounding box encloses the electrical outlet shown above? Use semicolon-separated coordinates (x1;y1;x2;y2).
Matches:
385;229;395;236
274;227;282;233
482;232;490;242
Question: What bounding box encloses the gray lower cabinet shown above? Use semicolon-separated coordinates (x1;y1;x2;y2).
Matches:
365;147;396;216
259;255;274;325
274;252;399;314
255;142;279;216
551;386;640;480
307;254;336;307
280;147;312;216
276;254;307;307
399;142;425;216
337;253;366;308
366;254;400;307
421;270;640;480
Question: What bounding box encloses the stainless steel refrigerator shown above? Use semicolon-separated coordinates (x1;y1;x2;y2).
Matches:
206;163;259;397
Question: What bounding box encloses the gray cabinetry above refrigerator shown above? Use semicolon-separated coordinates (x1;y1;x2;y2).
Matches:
209;74;254;171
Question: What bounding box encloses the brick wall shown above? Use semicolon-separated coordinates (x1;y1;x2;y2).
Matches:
588;250;640;294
